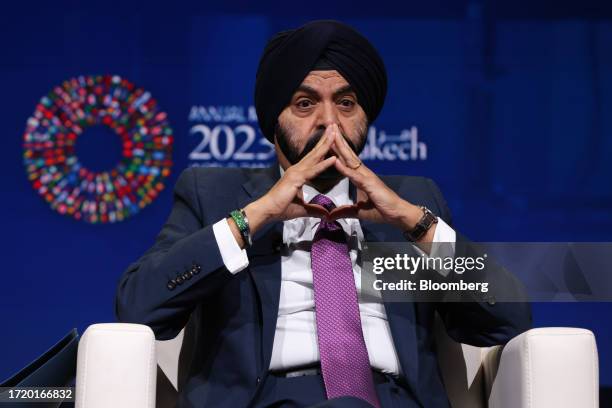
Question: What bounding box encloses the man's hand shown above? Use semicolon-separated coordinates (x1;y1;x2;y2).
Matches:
231;125;337;246
326;124;435;242
229;123;435;248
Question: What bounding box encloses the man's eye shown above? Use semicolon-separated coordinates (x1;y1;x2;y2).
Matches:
297;99;313;108
338;99;355;107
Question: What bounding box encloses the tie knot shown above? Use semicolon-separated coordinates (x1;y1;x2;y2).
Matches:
309;194;336;211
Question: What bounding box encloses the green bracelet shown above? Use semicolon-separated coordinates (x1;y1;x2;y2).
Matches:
229;209;252;247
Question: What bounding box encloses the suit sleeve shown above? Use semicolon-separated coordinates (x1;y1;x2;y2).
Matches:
115;167;235;340
426;178;533;347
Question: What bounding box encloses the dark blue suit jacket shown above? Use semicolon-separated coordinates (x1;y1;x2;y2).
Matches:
115;165;531;408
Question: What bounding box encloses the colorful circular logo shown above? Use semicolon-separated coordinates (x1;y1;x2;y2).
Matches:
23;75;173;223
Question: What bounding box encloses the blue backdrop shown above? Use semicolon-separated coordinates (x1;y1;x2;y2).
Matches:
1;0;611;389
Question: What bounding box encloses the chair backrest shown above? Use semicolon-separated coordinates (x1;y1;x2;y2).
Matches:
433;314;487;408
155;314;488;408
156;328;184;391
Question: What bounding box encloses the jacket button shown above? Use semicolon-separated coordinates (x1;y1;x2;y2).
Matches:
167;281;176;291
193;265;201;274
176;275;185;284
185;272;192;280
486;296;496;305
256;376;261;385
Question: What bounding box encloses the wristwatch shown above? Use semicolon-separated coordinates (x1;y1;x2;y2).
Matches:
402;206;438;242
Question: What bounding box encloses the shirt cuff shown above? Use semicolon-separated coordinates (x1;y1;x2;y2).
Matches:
431;217;456;255
212;219;249;274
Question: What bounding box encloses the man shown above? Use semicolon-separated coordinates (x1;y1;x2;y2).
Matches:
116;20;531;407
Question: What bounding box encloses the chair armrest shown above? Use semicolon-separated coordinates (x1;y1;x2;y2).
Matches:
75;323;157;408
483;327;598;408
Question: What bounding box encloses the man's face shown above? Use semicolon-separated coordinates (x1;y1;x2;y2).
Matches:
274;70;368;179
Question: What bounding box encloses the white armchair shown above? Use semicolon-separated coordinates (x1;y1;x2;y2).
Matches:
74;319;599;408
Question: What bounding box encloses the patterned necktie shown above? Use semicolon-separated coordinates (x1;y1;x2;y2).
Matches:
309;194;381;408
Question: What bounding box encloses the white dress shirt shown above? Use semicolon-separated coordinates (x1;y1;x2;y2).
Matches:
212;175;456;375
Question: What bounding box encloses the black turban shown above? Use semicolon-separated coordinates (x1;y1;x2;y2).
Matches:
254;20;388;143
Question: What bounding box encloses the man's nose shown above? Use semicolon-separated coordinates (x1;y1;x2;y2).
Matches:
317;101;339;129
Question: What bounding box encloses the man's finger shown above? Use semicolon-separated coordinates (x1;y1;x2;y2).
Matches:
304;204;329;218
292;195;328;218
328;204;359;220
304;155;336;180
333;124;361;169
334;156;366;188
329;139;346;166
300;125;335;165
329;198;375;221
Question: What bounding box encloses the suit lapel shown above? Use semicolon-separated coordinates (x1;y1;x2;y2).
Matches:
238;165;283;371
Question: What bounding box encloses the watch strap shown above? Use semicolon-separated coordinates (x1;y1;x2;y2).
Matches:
403;206;438;242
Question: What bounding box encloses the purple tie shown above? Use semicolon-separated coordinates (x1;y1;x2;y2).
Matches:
309;194;381;408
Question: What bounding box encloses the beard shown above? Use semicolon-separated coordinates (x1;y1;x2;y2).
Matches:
275;122;367;182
